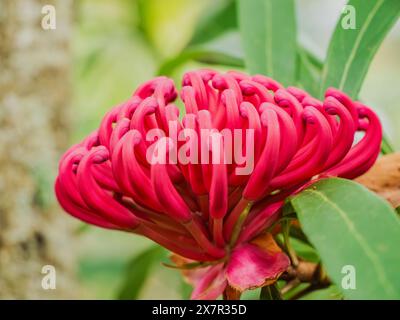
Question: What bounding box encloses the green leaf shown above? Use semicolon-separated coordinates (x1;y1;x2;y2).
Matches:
237;0;297;85
117;246;165;299
320;0;400;98
300;285;343;300
289;178;400;299
190;0;237;46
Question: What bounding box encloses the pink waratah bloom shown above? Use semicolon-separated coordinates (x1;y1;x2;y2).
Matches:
55;69;382;299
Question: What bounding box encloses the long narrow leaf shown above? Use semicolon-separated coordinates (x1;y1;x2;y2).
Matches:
237;0;297;85
117;246;165;299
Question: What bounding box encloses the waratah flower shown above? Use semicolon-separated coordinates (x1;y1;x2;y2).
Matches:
55;69;382;299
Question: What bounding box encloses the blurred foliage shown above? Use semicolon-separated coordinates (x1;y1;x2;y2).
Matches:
117;246;166;299
135;0;212;57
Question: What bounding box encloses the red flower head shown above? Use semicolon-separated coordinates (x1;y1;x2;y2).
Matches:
55;69;382;299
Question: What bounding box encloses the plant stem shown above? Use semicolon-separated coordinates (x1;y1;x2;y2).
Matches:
223;285;241;300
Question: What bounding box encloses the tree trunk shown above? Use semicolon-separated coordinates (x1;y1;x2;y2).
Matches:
0;0;77;298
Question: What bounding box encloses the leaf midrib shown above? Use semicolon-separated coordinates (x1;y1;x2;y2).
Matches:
302;188;397;297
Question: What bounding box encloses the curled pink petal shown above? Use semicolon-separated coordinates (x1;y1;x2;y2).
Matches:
243;109;280;200
150;138;192;222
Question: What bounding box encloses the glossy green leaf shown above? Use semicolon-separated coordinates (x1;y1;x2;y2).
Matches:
290;178;400;299
117;246;165;299
237;0;297;85
320;0;400;98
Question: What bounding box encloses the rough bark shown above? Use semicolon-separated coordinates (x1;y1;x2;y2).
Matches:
0;0;77;298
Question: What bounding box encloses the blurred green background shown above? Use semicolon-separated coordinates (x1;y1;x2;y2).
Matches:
73;0;215;299
70;0;399;299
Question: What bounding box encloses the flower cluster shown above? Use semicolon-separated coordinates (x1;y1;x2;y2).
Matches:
55;69;382;298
